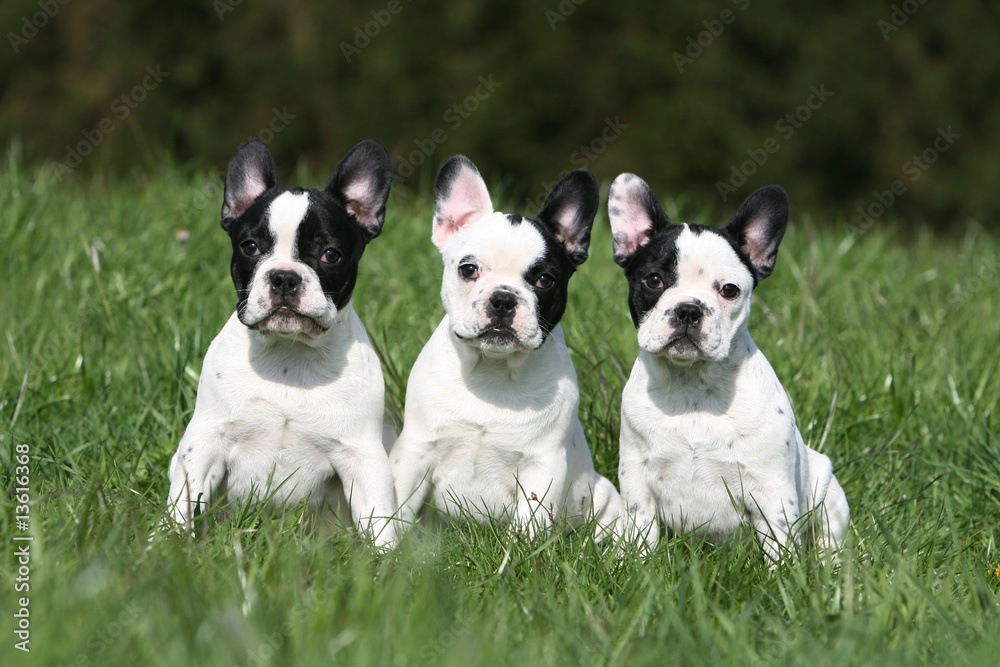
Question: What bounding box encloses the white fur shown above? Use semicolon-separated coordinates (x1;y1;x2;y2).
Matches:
165;193;397;548
637;227;754;362
391;319;618;538
391;166;620;539
440;213;548;353
615;229;849;561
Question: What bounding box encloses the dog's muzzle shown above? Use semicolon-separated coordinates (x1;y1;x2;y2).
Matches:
486;289;518;327
665;302;705;353
475;289;520;346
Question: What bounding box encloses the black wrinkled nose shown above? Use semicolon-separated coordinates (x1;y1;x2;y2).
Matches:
488;290;518;318
268;269;302;296
674;302;703;325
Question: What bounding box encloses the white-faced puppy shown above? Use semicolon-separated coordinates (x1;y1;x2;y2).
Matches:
165;139;398;548
608;174;849;561
389;156;620;539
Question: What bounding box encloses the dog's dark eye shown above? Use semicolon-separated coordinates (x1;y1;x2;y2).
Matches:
241;240;261;257
534;274;555;289
321;248;342;264
644;273;664;290
720;283;741;299
459;263;479;280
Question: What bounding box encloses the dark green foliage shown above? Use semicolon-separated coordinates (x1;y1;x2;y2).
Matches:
1;0;998;225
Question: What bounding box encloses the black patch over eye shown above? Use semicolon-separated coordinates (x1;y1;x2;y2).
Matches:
644;273;664;290
459;263;480;280
534;274;555;289
321;248;342;264
720;283;741;299
241;240;261;257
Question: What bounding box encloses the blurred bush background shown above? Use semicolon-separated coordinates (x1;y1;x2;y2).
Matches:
1;0;997;226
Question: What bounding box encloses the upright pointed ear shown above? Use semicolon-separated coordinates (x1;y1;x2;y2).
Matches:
725;185;789;282
535;169;599;266
607;173;671;266
222;140;278;232
326;139;393;242
432;155;494;250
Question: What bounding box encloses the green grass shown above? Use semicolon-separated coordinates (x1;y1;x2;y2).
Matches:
2;153;999;666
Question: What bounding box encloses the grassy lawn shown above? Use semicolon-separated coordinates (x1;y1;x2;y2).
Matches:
2;156;999;666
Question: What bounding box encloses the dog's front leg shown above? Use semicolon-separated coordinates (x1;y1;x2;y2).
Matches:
511;454;567;540
165;422;228;533
615;487;659;557
752;511;794;566
333;441;399;550
615;421;660;555
805;447;850;557
388;426;436;532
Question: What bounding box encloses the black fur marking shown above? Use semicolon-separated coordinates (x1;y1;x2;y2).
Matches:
621;225;683;328
724;185;789;283
292;190;369;311
226;186;369;318
224;140;390;320
535;169;598;267
521;217;578;341
324;139;393;242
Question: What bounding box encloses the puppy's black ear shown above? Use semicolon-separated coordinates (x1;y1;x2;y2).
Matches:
608;173;671;266
326;139;393;243
536;169;599;267
725;185;789;282
432;155;494;250
222;140;278;231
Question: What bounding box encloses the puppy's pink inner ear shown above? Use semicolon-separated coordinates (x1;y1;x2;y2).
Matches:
610;190;656;261
341;179;378;229
432;175;492;247
225;174;269;219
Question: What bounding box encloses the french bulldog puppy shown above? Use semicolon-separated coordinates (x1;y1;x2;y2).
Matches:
608;174;849;561
390;156;620;539
165;139;398;548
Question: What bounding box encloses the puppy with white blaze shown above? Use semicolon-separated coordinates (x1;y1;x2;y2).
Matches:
608;174;849;562
389;156;621;540
165;139;398;548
